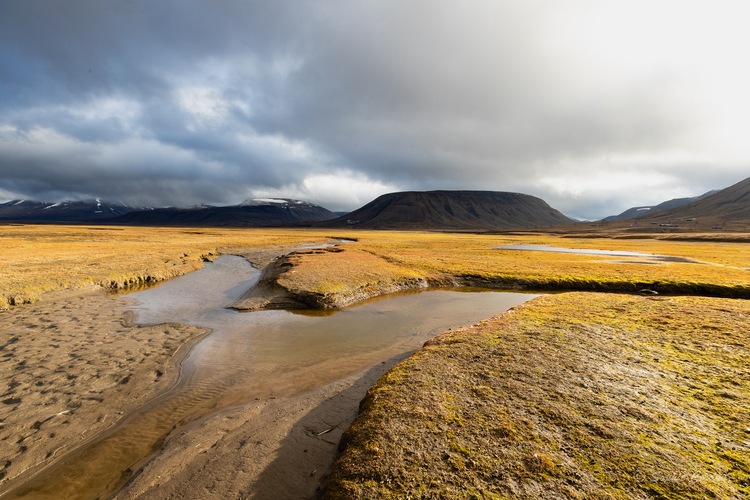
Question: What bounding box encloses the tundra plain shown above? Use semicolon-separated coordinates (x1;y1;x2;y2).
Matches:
0;224;748;499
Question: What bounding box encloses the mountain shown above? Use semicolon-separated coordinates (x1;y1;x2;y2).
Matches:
109;198;337;226
0;199;147;222
635;176;750;224
320;190;573;230
602;190;719;221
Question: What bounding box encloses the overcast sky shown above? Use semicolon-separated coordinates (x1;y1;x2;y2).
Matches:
1;1;749;219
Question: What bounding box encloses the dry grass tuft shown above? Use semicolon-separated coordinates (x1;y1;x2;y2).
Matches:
276;247;427;308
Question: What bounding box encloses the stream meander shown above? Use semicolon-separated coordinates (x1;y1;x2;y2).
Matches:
5;255;539;500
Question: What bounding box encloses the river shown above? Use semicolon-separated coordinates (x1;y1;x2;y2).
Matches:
4;255;539;499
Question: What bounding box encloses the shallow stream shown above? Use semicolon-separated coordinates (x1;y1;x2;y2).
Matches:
6;255;539;499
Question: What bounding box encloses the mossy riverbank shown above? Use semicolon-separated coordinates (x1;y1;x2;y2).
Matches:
323;293;750;499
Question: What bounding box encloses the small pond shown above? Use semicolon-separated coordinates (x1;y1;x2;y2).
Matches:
494;244;698;263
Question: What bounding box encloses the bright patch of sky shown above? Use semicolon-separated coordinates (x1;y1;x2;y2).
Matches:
249;171;399;212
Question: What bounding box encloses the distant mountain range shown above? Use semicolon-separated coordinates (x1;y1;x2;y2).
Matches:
0;199;148;222
602;190;719;221
0;198;337;226
0;192;573;229
4;176;747;230
109;198;338;226
635;176;750;224
320;190;574;229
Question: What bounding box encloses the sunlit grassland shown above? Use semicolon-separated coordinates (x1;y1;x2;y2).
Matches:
0;224;333;310
279;230;750;303
3;226;749;311
324;293;750;499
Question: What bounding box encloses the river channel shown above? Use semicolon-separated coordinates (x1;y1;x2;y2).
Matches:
5;255;539;499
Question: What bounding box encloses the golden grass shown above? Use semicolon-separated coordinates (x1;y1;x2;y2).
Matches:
6;227;749;311
0;224;334;310
324;293;750;499
276;230;750;305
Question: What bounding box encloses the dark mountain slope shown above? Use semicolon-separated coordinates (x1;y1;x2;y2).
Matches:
322;191;573;229
636;176;750;223
0;200;146;222
110;198;337;227
603;190;718;221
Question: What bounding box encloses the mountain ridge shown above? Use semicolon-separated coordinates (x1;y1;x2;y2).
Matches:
602;190;719;222
635;176;750;224
0;199;149;222
109;198;337;227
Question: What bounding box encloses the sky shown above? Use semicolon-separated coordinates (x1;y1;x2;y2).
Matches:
1;1;749;220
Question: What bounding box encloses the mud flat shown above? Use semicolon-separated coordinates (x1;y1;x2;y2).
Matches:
112;264;538;500
0;244;304;498
114;352;413;500
0;287;207;494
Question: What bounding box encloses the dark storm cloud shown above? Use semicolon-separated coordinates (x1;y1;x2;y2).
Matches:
1;0;747;217
0;0;332;205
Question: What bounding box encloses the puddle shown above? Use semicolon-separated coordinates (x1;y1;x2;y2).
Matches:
6;256;539;500
495;244;699;263
597;260;659;265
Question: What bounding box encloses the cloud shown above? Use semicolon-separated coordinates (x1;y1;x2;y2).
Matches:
1;0;749;217
250;171;400;212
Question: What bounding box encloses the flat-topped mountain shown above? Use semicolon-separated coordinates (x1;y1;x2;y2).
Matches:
322;190;573;229
636;176;750;224
0;199;147;222
110;198;337;227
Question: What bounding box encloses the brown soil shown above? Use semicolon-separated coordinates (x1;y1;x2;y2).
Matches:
227;244;349;310
228;251;312;311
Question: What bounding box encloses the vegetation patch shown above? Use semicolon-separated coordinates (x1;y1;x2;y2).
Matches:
276;247;427;308
324;293;750;499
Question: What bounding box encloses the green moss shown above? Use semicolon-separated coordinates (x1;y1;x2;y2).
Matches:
323;293;750;499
